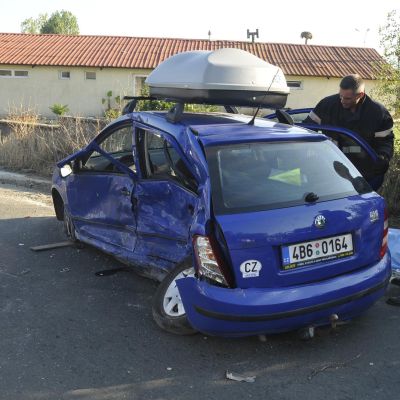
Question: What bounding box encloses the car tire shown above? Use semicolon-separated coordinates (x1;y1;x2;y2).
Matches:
63;204;78;242
152;259;198;335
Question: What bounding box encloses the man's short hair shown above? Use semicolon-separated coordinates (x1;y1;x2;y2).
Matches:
340;74;365;94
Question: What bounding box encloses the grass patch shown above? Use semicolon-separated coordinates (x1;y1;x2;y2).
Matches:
0;112;104;176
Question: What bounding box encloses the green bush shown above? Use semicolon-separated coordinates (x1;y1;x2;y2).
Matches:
49;103;69;116
134;85;218;112
102;90;122;120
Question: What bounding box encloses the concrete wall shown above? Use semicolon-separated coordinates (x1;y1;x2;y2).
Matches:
0;65;378;118
0;65;152;118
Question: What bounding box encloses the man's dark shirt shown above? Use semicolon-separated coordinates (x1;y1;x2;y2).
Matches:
305;93;394;180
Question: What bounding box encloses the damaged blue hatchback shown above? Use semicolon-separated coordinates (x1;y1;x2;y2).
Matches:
51;49;391;337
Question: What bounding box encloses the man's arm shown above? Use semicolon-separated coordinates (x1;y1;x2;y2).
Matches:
373;108;394;161
303;100;324;124
372;107;394;175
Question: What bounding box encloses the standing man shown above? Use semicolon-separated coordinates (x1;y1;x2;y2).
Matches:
305;74;394;190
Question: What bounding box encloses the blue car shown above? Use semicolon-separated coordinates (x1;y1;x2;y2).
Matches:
51;49;391;337
51;110;391;337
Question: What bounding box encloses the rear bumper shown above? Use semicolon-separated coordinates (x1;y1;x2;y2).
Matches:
177;253;391;337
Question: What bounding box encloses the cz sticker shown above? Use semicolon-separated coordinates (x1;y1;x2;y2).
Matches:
240;260;262;278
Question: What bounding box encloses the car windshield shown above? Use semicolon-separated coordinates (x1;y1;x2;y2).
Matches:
206;140;372;214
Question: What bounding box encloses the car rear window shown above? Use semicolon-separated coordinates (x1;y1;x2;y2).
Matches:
206;140;371;214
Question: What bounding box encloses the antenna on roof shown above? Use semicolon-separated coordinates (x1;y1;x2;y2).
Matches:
247;29;259;43
208;30;211;41
248;67;281;126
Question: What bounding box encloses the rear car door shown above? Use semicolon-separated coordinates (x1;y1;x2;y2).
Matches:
133;126;199;270
65;122;137;251
265;109;383;189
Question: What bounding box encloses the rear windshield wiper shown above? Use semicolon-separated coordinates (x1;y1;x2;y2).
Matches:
304;192;319;202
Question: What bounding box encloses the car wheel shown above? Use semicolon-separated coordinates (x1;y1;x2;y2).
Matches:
63;204;78;242
152;259;198;335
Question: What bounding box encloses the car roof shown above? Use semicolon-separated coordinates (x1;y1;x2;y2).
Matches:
128;111;325;147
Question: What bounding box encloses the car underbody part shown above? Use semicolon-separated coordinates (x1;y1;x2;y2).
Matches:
330;313;339;329
298;326;315;340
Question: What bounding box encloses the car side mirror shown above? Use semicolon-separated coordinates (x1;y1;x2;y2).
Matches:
60;164;73;178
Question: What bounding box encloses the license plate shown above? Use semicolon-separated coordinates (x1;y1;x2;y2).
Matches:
281;233;354;270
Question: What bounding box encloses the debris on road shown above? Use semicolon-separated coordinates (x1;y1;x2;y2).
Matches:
386;296;400;306
30;241;75;252
226;371;256;383
95;267;129;276
308;353;362;380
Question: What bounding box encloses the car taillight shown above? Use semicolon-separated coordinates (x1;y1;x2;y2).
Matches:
380;207;389;259
193;235;233;287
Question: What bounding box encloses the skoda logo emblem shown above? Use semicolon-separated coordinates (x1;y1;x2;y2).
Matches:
314;215;326;229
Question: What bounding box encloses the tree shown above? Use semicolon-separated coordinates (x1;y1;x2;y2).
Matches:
41;10;79;35
21;14;48;34
21;10;79;35
374;10;400;117
300;31;313;45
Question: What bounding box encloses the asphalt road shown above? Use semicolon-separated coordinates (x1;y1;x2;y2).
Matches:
1;183;400;400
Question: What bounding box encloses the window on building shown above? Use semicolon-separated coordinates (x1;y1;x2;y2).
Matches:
85;71;96;80
14;70;29;78
287;81;303;90
59;71;71;80
134;76;148;95
0;70;12;77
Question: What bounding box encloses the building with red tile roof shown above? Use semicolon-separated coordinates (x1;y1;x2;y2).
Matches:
0;33;384;118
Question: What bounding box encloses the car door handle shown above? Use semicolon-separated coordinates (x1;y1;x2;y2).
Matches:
121;187;131;196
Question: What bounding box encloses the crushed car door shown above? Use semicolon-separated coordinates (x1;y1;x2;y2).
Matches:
65;122;138;252
133;126;199;271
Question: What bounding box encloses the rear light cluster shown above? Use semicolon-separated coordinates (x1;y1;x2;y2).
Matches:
380;207;389;259
193;235;231;287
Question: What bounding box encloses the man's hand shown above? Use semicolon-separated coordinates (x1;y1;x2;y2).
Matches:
374;154;390;175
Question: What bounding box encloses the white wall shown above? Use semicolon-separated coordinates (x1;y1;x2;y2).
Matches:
0;65;378;118
0;65;152;118
285;75;377;109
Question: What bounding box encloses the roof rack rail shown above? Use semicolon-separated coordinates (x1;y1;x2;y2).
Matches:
122;96;157;114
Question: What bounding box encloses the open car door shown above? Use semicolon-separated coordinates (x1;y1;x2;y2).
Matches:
57;121;138;252
265;108;384;190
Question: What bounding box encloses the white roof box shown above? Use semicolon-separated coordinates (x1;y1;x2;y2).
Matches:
146;48;289;109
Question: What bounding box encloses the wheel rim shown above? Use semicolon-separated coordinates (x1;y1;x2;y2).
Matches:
163;267;195;317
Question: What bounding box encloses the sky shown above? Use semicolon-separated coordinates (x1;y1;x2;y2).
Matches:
1;0;399;53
